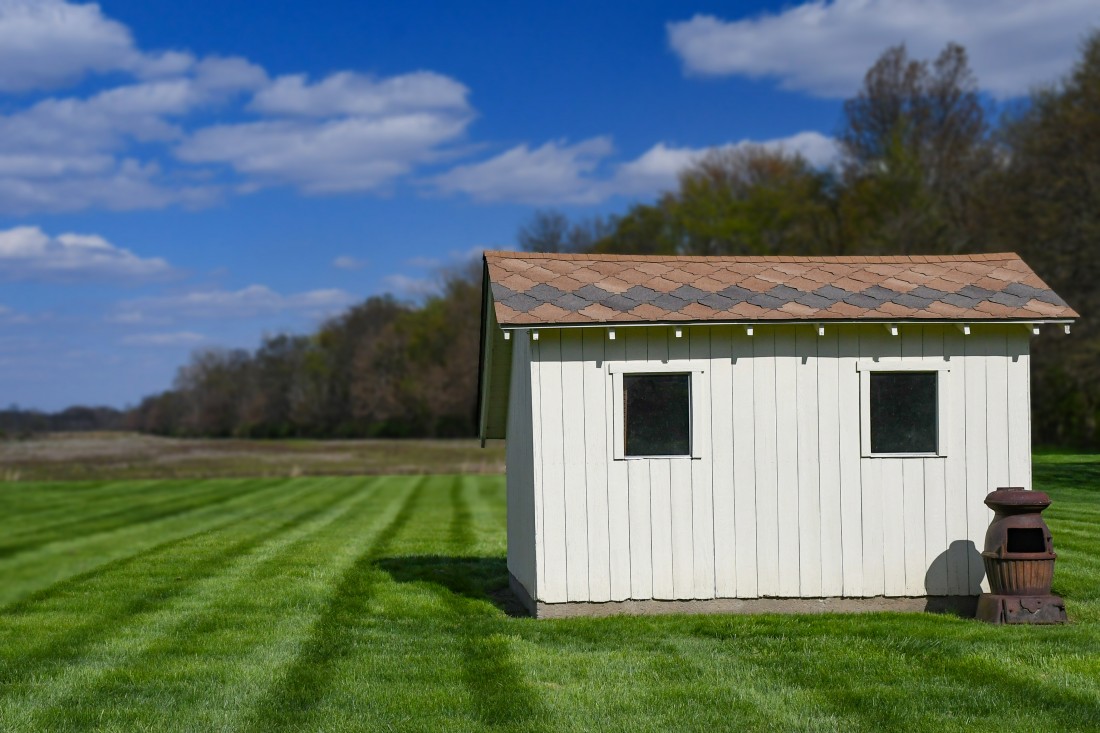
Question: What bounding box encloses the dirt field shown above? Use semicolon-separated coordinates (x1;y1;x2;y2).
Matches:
0;432;505;481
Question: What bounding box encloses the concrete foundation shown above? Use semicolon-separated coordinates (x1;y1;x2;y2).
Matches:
509;573;978;619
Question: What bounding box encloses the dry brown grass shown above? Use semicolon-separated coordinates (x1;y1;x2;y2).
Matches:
0;432;505;481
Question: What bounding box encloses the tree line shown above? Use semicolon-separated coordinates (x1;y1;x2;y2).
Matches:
39;35;1100;447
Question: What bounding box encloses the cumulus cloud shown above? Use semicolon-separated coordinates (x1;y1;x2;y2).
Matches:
434;132;839;204
251;70;468;118
0;1;471;212
120;331;205;346
613;132;840;196
0;0;138;91
667;1;1100;99
178;106;472;193
383;274;438;298
433;137;614;204
0;225;172;280
113;285;358;321
333;255;369;270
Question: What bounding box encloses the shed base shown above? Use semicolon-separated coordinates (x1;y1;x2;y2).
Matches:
510;575;978;618
975;594;1068;624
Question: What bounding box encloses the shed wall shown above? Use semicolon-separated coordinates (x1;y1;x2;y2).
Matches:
505;332;537;600
524;323;1031;603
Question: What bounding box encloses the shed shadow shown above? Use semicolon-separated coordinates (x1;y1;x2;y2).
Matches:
923;539;983;615
374;555;527;617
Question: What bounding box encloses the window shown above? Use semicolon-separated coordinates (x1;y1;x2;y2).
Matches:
608;361;707;460
857;361;950;457
624;373;690;456
869;372;938;454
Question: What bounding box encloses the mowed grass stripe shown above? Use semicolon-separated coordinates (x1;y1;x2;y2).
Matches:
3;476;382;731
0;477;308;607
0;464;1096;732
238;476;430;733
284;475;545;732
0;479;164;532
0;478;271;559
0;477;344;691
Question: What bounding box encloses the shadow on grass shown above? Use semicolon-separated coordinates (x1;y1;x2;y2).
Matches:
374;555;527;617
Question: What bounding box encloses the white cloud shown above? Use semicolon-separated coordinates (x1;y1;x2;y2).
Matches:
434;132;839;204
113;285;358;321
0;0;137;91
333;255;369;270
251;70;468;118
121;331;205;346
667;1;1100;99
433;137;614;204
383;274;438;298
178;109;472;193
0;225;172;280
0;2;469;211
613;132;841;195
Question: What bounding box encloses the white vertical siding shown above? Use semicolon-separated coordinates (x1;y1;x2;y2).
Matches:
921;326;949;596
604;330;631;601
774;327;801;597
581;328;612;602
709;326;737;598
837;325;865;596
505;331;537;599
795;326;821;597
559;330;590;601
687;327;715;599
523;323;1029;602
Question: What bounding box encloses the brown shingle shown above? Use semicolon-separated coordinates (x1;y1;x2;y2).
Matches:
483;251;1077;326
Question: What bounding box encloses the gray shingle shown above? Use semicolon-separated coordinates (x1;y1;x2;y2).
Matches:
491;283;515;300
814;285;852;301
987;291;1029;307
672;285;708;302
1002;282;1043;300
526;283;565;302
699;293;735;310
908;285;948;300
719;285;754;303
844;292;888;308
623;285;659;303
862;285;900;302
942;292;981;309
767;284;804;302
553;292;590;311
501;292;541;313
748;293;785;309
652;293;688;311
599;293;639;312
958;285;996;300
892;293;933;309
1034;289;1069;307
575;284;612;302
795;292;834;308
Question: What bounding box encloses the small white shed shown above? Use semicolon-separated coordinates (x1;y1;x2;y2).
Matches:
476;252;1077;617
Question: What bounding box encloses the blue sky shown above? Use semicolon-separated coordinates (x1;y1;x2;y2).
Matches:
0;0;1096;410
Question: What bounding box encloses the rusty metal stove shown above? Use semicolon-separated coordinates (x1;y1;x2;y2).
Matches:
975;487;1068;624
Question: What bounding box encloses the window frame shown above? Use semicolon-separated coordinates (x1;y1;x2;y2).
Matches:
857;360;950;458
608;361;708;461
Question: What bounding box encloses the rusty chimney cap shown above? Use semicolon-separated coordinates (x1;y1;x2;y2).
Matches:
984;487;1051;510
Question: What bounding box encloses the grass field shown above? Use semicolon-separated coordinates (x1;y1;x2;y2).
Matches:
0;457;1098;731
0;432;505;481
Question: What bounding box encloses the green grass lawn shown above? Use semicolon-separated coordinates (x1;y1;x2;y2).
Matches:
0;458;1098;732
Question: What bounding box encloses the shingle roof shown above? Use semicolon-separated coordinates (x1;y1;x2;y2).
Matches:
484;251;1077;326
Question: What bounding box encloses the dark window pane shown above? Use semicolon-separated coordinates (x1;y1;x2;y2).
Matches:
624;373;690;456
869;372;937;454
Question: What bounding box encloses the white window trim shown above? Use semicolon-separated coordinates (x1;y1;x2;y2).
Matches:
856;360;951;458
608;360;708;461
